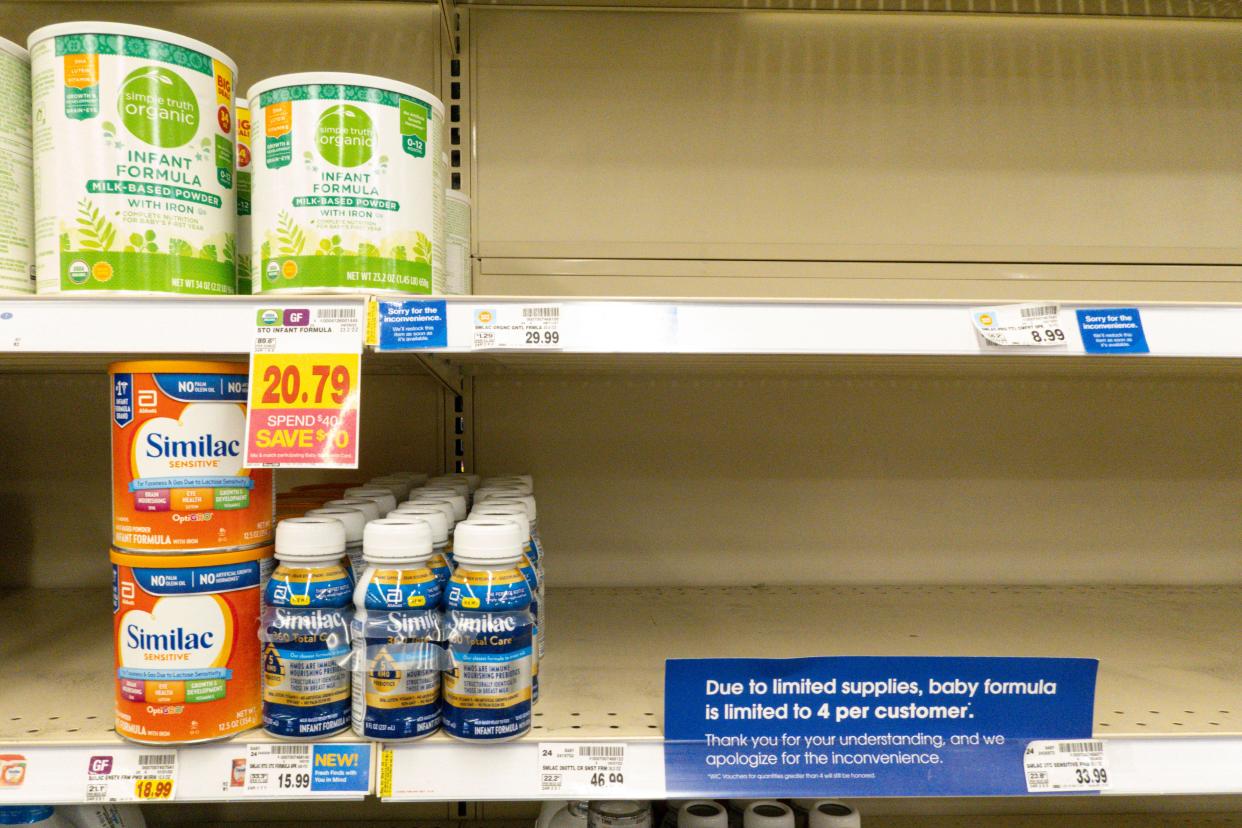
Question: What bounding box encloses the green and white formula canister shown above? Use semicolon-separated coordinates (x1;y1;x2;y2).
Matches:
0;38;34;294
27;23;237;295
235;97;253;293
249;72;445;295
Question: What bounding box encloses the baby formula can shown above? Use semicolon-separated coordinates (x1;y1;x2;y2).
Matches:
110;361;274;552
442;520;533;741
445;189;470;295
0;38;33;294
390;504;453;586
305;505;365;580
262;517;353;739
343;486;397;517
27;23;236;295
235;97;252;294
248;72;444;295
111;545;270;743
351;518;444;741
589;803;653;828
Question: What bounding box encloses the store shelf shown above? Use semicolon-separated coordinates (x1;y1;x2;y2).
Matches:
2;584;1240;803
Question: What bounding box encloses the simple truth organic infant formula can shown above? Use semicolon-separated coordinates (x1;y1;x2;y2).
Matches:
112;545;272;743
27;23;237;294
248;72;445;295
235;97;253;294
110;361;274;552
0;38;33;294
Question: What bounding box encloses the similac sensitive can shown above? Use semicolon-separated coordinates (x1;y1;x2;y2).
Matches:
111;545;271;743
442;520;533;741
0;38;33;294
27;23;237;295
262;517;353;739
235;97;253;294
248;72;446;295
110;361;274;552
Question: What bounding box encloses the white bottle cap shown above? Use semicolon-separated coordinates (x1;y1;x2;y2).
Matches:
452;473;482;490
276;516;346;562
343;487;398;516
469;505;530;541
366;477;411;501
426;477;470;498
409;490;467;521
680;802;728;828
305;507;364;544
363;517;433;563
478;482;533;499
324;498;381;523
387;471;429;486
483;474;533;491
743;802;793;828
477;492;537;522
390;503;450;543
401;499;457;531
806;803;859;828
452;519;524;565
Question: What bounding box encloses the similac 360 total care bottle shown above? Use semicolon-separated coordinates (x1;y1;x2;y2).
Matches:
409;487;467;523
351;517;444;741
442;520;533;741
305;506;365;581
390;503;453;588
343;486;397;517
262;517;353;739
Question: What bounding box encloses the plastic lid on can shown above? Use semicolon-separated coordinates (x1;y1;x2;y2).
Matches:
743;802;793;828
343;487;397;516
807;803;859;828
409;490;467;521
390;504;450;543
469;505;530;542
246;72;443;116
679;802;728;828
276;517;346;561
305;507;365;544
27;23;238;74
363;517;433;563
324;498;381;523
0;808;54;825
108;359;246;376
452;520;524;566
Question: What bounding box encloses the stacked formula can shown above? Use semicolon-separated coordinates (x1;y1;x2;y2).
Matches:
108;361;274;744
263;471;543;742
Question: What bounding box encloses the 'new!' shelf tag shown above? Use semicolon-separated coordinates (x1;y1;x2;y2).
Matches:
244;303;364;468
972;303;1067;348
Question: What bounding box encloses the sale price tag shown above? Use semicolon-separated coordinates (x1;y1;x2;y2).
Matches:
971;303;1068;348
472;304;562;350
539;743;630;796
1024;740;1111;792
244;304;364;468
84;751;178;803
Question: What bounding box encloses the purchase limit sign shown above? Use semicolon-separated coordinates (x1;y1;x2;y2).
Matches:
244;304;364;468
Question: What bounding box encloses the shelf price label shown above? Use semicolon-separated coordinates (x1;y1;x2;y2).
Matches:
243;744;370;796
472;304;563;350
244;304;364;468
1024;740;1111;792
132;779;174;800
539;743;632;796
84;751;178;803
971;303;1067;349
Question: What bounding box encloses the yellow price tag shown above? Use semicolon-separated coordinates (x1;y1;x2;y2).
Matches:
133;778;174;800
379;749;394;798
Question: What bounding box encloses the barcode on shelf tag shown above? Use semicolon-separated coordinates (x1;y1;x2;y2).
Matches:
83;749;179;802
244;744;313;794
472;304;563;350
971;303;1068;348
1024;739;1111;792
540;742;630;795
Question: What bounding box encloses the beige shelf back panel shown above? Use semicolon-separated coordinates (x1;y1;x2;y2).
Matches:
472;9;1242;280
472;366;1242;586
0;1;441;99
0;372;443;589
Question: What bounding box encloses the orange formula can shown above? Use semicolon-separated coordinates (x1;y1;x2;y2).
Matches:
110;361;274;551
112;546;273;744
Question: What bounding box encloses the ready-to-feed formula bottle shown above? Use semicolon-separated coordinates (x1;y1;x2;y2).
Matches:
343;485;397;517
367;475;413;501
235;97;252;293
109;361;274;552
469;505;542;696
442;520;533;741
401;497;457;561
262;517;353;739
305;506;366;581
389;503;453;588
27;23;237;294
742;803;793;828
351;518;444;741
589;803;653;828
248;72;447;295
0;38;33;294
409;487;466;522
112;546;270;743
802;803;859;828
678;803;728;828
324;497;381;523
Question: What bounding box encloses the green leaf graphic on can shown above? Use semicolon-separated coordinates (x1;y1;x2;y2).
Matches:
316;104;374;167
118;66;200;148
